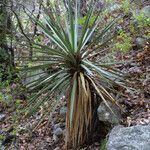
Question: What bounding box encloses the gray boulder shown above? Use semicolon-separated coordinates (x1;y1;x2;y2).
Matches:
135;37;147;48
107;124;150;150
53;127;63;137
52;134;59;144
97;101;122;124
53;123;61;130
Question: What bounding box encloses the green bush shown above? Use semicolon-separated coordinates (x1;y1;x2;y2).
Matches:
114;31;132;53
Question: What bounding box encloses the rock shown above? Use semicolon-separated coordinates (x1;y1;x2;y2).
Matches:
24;69;47;85
0;113;6;122
59;106;67;117
54;147;61;150
52;134;59;144
135;37;147;48
60;95;66;101
53;123;61;130
141;5;150;18
129;66;142;74
0;130;3;135
107;124;150;150
109;3;121;12
95;1;104;10
60;122;66;129
97;101;122;124
115;25;123;33
133;5;150;19
132;5;150;31
53;127;63;137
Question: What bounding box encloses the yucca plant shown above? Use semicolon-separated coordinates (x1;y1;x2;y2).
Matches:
21;0;127;149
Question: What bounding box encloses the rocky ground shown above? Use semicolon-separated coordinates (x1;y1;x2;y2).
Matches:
0;41;149;150
0;1;150;150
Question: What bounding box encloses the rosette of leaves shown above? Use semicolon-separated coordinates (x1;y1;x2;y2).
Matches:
21;0;127;149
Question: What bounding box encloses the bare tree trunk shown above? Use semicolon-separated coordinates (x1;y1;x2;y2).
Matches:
0;0;15;81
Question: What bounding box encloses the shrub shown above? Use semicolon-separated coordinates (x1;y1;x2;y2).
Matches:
22;0;126;149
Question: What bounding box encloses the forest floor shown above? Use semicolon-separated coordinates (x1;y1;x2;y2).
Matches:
0;42;150;150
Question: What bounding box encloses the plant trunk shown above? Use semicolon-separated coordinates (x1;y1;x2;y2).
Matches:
0;0;16;81
66;79;102;149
